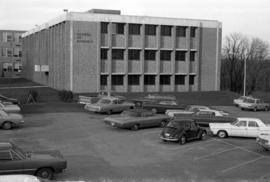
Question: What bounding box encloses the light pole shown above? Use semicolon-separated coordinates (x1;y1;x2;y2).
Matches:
243;55;247;96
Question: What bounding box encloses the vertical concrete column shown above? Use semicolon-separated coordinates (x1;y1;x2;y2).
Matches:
185;26;191;92
171;26;177;92
124;23;129;92
141;24;145;92
96;22;101;92
107;22;113;91
156;25;161;92
195;25;201;91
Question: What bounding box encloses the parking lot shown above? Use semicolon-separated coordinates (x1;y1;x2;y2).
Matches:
1;103;270;181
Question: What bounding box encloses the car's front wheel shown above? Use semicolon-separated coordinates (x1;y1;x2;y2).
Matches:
179;135;186;145
131;124;139;131
160;120;167;127
36;167;54;180
2;121;12;130
107;110;113;115
253;107;257;112
217;130;227;138
200;131;207;140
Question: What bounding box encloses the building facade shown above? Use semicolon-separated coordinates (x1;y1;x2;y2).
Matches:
22;9;222;93
0;30;25;77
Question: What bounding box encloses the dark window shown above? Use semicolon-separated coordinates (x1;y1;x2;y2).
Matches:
129;24;141;35
160;51;171;61
100;49;108;59
161;26;172;36
112;75;124;85
128;75;140;85
128;50;140;60
144;75;155;85
175;75;185;85
176;26;187;37
189;75;195;85
145;25;156;35
112;23;124;34
7;35;13;42
175;51;186;61
190;27;197;37
112;49;124;60
144;50;156;60
190;51;196;61
100;75;107;86
0;151;11;160
19;50;22;57
160;75;171;85
101;22;108;33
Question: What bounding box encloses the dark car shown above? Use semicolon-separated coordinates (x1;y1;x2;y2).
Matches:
160;119;207;144
0;94;19;105
174;110;235;126
0;142;67;180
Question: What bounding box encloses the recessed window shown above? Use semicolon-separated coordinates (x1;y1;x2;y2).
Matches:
190;27;197;38
7;35;13;42
175;75;185;85
145;50;156;60
100;75;107;86
7;49;13;57
160;51;171;61
128;50;140;60
101;22;108;34
112;75;124;85
190;51;196;61
100;49;108;60
161;26;172;36
189;75;195;85
145;25;156;36
144;75;155;85
112;23;125;34
129;24;141;35
160;75;171;85
112;49;124;60
176;26;187;37
175;51;186;61
128;75;140;85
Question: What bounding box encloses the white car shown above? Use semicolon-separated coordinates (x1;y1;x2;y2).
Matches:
0;102;21;113
0;175;41;182
210;118;270;138
233;96;252;107
256;133;270;150
165;105;210;117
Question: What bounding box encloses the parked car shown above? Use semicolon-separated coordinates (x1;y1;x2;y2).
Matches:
210;117;270;138
174;109;234;126
165;105;211;117
0;102;21;113
0;142;67;180
104;109;170;130
0;175;42;182
97;90;126;100
84;96;134;114
0;94;19;105
0;110;24;130
233;95;253;107
256;133;270;150
160;119;207;144
239;97;270;111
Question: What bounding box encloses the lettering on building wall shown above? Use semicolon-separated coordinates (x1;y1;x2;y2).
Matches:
76;33;93;43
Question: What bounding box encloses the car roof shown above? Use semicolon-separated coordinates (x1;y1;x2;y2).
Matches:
99;96;121;100
237;117;262;121
125;108;151;113
172;119;195;123
0;142;12;150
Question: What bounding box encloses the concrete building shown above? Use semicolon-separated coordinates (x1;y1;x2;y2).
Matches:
0;30;25;77
22;9;222;93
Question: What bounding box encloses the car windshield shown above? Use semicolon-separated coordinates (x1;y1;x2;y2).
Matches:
12;144;26;158
99;99;111;104
121;110;139;117
167;121;187;129
231;119;239;125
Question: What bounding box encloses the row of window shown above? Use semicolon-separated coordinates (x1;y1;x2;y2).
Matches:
1;32;23;43
101;49;196;61
1;48;22;57
100;75;195;86
101;23;197;37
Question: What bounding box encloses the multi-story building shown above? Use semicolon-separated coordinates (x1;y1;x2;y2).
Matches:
22;9;222;93
0;30;25;77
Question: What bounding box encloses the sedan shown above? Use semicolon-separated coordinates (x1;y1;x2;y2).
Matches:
256;133;270;150
0;102;21;113
0;110;24;130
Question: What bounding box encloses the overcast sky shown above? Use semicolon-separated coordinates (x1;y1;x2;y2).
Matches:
1;0;270;44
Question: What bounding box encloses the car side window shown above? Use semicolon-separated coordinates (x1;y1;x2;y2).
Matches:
10;150;21;160
0;150;12;161
248;121;259;127
235;121;247;127
190;122;197;130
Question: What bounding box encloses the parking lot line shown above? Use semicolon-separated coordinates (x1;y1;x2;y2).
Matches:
194;147;238;160
221;156;264;173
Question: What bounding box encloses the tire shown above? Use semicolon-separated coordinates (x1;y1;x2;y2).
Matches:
130;106;134;109
152;108;157;114
2;121;12;130
200;131;207;140
253;107;257;112
265;107;269;111
107;110;113;115
36;168;54;180
131;124;139;131
179;135;186;145
217;130;227;138
160;120;167;127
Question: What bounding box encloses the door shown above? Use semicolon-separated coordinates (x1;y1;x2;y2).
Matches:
0;150;24;174
189;122;199;139
229;120;248;137
246;120;260;137
139;111;157;127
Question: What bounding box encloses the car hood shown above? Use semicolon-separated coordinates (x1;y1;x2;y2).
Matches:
162;127;183;136
209;123;232;128
7;113;23;120
104;115;134;124
29;150;64;160
258;133;270;140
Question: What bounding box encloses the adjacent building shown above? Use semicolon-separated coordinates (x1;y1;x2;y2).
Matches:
22;9;222;93
0;30;25;77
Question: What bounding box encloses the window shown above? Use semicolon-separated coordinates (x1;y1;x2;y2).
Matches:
7;49;13;57
100;75;107;86
175;75;185;85
112;23;124;34
144;75;155;85
160;75;171;85
190;51;196;61
112;49;124;60
14;33;21;43
161;26;172;36
7;35;13;42
112;75;124;85
128;75;140;85
128;50;140;60
10;151;21;160
19;50;22;57
175;51;186;61
248;121;259;127
160;51;171;61
0;151;11;160
236;121;247;127
100;49;108;60
145;25;156;35
189;75;195;85
176;26;187;37
190;27;197;37
101;22;108;33
129;24;141;35
145;50;156;60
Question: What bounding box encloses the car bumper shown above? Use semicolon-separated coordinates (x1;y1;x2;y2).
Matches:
84;106;101;112
257;138;270;150
160;136;178;142
104;120;124;128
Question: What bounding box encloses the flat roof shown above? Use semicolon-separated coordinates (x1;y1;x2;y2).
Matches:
22;11;222;37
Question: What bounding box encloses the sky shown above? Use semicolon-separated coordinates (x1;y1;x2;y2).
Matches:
1;0;270;44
